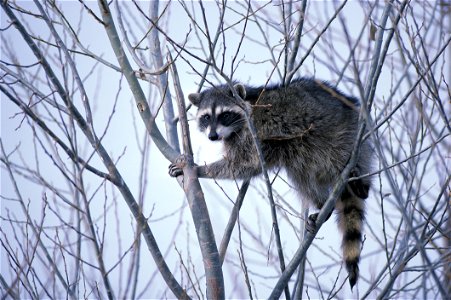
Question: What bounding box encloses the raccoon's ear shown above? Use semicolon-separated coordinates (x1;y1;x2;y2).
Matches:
188;93;201;106
234;84;246;100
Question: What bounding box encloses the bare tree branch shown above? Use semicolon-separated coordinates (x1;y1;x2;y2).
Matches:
169;55;225;299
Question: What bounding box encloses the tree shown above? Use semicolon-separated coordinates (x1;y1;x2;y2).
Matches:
1;1;449;299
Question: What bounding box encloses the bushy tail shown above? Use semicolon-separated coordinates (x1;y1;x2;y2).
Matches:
336;185;366;289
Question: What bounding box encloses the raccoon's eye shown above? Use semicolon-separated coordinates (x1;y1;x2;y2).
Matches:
218;111;240;126
199;114;211;128
221;112;231;120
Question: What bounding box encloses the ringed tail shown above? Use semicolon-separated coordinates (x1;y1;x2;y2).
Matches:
337;184;367;289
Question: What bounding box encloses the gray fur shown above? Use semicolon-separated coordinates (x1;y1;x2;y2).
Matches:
169;77;373;289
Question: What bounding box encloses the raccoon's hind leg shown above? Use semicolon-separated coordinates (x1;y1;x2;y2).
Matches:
348;169;370;199
336;185;366;289
298;183;333;234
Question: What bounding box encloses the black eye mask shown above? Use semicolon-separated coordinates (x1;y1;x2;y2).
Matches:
217;111;242;127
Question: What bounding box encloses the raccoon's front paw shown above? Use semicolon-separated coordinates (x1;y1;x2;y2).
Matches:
306;213;319;233
168;155;187;177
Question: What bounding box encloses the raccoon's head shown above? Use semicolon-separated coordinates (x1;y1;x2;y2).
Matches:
188;83;248;141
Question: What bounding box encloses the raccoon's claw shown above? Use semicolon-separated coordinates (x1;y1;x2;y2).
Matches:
168;155;187;177
168;164;183;177
306;211;332;233
306;213;319;233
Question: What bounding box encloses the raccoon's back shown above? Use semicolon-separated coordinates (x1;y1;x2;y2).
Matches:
251;80;359;135
247;79;360;177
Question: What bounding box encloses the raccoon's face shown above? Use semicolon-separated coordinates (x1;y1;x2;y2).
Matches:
196;106;245;141
188;84;247;141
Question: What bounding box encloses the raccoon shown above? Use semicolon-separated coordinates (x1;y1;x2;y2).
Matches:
169;77;372;289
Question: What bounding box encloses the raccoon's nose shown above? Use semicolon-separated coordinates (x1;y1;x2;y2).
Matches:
208;131;219;141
